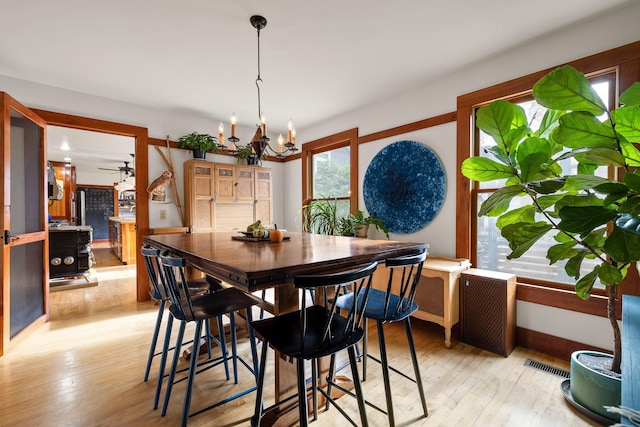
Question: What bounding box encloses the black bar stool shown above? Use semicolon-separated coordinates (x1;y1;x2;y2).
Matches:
141;246;228;410
158;254;262;427
250;261;378;427
330;249;429;426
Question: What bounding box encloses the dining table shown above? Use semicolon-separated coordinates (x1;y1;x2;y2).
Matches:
143;230;428;420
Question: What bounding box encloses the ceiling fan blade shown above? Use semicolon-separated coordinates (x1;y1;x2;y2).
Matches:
98;167;121;172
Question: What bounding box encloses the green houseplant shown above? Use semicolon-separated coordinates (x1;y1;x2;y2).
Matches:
236;144;266;165
461;65;640;419
302;198;340;235
351;209;390;238
177;132;219;159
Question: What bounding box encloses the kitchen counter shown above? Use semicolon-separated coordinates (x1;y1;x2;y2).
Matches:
108;216;136;223
49;224;94;232
108;218;136;264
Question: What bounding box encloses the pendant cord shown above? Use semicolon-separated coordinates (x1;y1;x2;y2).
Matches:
255;26;262;123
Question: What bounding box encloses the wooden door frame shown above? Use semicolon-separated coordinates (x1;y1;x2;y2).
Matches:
32;109;151;302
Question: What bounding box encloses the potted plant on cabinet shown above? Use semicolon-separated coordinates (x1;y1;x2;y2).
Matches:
177;132;219;159
461;65;640;422
236;144;266;166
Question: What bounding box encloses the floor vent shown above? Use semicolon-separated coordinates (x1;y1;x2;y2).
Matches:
524;358;570;378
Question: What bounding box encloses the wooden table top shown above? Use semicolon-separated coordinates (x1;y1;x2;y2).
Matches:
143;231;427;291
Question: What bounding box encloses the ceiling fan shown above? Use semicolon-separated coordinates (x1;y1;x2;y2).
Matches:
99;154;135;177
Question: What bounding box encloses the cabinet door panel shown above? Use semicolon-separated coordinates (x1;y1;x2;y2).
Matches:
235;167;255;202
215;165;235;203
255;199;272;226
194;199;215;231
185;160;215;233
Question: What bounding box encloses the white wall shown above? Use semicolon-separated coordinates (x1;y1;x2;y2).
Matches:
287;2;640;351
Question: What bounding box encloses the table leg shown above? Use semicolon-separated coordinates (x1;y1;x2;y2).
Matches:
273;281;300;403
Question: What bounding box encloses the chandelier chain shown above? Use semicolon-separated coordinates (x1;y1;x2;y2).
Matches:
255;25;263;122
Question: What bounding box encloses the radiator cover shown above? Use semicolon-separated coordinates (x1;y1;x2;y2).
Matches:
460;268;516;357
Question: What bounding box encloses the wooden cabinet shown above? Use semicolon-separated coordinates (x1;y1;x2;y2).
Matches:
413;257;471;348
184;160;272;233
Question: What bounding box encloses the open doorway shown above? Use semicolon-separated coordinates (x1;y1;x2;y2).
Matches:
33;109;151;315
46;126;138;315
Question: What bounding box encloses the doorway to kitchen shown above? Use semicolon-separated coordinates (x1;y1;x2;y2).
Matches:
47;126;137;300
34;108;151;314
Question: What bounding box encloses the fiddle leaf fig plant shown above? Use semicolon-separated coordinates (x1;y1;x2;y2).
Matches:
461;65;640;374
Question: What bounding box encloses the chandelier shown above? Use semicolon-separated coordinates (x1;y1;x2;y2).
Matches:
218;15;298;161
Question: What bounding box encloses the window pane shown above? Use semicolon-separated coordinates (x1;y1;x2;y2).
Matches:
475;79;610;288
312;146;350;199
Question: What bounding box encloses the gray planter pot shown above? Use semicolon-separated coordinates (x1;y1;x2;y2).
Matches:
354;224;369;238
570;350;621;422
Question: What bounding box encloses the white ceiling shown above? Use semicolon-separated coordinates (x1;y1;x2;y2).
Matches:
1;0;633;177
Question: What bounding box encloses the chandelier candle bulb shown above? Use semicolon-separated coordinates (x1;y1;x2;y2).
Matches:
261;116;267;138
231;114;237;139
278;134;283;153
218;123;224;147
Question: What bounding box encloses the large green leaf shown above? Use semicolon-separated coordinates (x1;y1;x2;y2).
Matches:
496;205;536;229
620;82;640;107
593;181;631;195
624;171;640;192
575;147;627;168
501;222;553;259
527;178;565;194
598;262;623;286
565;251;587;279
555;194;603;212
476;100;515;151
532;66;607;115
619;197;640;215
537;194;566;209
575;267;600;300
620;137;640;166
535;109;564;138
612;106;640;142
558;205;617;234
604;225;640;263
478;185;525;217
563;175;613;192
552;112;616;149
547;241;579;264
517;137;551;182
461;157;517;182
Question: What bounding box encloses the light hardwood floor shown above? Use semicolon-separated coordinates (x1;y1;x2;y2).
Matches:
0;253;600;427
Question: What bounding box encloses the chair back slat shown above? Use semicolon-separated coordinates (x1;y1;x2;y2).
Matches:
141;246;170;301
159;254;196;321
294;261;378;356
384;249;428;320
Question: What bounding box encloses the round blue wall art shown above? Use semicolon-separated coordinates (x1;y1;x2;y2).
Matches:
363;140;446;234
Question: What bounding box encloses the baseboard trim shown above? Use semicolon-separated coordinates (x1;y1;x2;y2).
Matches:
516;327;609;360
